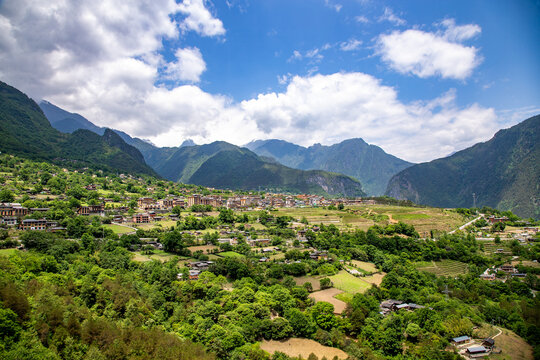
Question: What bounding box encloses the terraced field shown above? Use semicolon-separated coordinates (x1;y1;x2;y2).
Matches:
274;204;466;233
415;260;468;277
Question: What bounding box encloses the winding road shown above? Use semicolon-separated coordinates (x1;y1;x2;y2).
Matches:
449;215;484;234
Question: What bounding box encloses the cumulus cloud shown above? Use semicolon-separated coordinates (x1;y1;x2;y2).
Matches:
376;19;482;79
178;0;226;37
0;1;498;163
165;47;206;82
238;73;497;162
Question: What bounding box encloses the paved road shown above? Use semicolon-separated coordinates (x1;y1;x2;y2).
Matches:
449;215;483;234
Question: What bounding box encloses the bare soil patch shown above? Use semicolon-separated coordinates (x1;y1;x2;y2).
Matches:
294;276;321;291
260;338;348;360
362;272;386;286
350;260;377;272
309;288;347;314
187;245;219;253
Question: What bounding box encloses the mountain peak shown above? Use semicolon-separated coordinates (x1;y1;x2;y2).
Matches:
180;139;196;147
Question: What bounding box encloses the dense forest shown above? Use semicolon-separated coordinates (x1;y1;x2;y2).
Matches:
0;154;539;360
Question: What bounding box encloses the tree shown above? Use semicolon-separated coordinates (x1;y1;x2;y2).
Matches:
320;278;332;290
405;323;421;341
0;189;14;202
310;302;336;330
218;209;235;224
491;222;506;232
286;308;315;337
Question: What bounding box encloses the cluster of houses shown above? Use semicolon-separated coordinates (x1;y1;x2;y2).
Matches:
134;194;379;213
0;203;65;231
452;336;496;358
177;260;216;280
480;263;528;281
379;299;425;316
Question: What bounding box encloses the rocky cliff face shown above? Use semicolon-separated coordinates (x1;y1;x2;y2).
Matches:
305;172;365;197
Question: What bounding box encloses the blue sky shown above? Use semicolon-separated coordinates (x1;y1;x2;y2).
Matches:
0;0;539;162
179;0;539;109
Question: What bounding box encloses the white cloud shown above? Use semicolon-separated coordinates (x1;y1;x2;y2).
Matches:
238;73;497;162
340;38;362;51
178;0;226;37
324;0;342;12
0;1;499;163
378;7;406;26
355;15;369;24
165;47;206;82
376;19;482;80
289;44;331;63
440;18;481;42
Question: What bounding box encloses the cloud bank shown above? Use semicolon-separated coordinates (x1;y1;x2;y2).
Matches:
0;1;498;163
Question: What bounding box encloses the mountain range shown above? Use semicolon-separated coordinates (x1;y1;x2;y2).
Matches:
386;115;540;219
245;138;413;196
5;79;538;217
0;81;156;176
37;96;365;196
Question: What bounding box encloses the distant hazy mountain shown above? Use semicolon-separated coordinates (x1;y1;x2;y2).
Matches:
245;138;413;196
38;100;365;196
40;100;105;135
0;81;156;176
155;141;366;196
386;115;540;219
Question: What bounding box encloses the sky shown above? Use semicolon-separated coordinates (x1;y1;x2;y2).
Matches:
0;0;539;163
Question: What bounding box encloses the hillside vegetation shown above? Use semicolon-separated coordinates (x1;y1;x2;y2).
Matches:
0;81;156;176
386;115;540;219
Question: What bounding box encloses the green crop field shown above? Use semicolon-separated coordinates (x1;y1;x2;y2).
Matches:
415;259;468;277
218;251;245;258
334;292;354;303
328;270;372;293
132;250;185;262
104;224;134;234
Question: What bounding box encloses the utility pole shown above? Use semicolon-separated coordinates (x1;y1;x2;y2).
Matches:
472;193;477;209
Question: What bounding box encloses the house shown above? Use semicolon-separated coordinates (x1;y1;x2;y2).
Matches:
482;338;495;349
259;257;269;262
498;264;516;273
85;184;97;190
309;251;329;261
248;238;271;247
20;218;47;230
1;217;17;226
77;205;105;216
189;270;201;280
133;213;150;223
137;197;156;210
395;303;425;311
488;216;508;224
479;273;496;281
188;261;214;271
218;238;236;245
380;299;403;315
451;335;471;345
466;346;489;357
0;203;29;217
112;215;124;223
